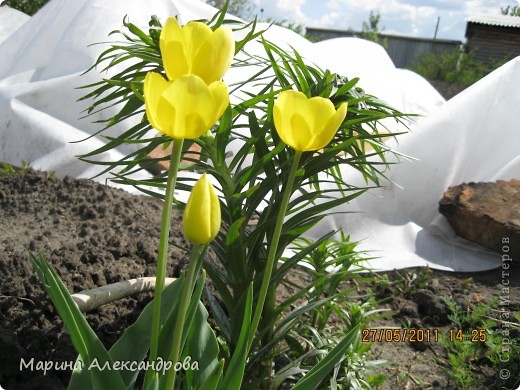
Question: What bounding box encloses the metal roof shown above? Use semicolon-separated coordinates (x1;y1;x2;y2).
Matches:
466;14;520;28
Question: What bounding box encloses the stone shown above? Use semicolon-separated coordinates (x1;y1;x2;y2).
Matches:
439;180;520;259
146;133;202;174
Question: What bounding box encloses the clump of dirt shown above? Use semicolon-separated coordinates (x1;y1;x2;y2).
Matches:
0;168;189;389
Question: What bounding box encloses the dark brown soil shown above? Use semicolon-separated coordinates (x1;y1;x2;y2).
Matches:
0;168;518;389
0;168;190;389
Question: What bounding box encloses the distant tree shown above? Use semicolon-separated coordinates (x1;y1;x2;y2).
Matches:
205;0;254;19
361;11;383;41
1;0;49;15
361;10;387;47
501;5;520;16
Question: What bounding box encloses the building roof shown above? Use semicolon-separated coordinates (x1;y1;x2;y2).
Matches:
466;14;520;29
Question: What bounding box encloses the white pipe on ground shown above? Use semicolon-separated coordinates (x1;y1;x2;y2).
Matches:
71;277;177;312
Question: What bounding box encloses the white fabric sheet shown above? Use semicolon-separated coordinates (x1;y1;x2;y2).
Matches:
0;6;30;45
0;0;516;272
311;58;520;271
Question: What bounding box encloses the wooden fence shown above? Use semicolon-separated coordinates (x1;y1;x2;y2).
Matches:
306;27;462;69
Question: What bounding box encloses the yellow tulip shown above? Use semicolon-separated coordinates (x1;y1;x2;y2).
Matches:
273;90;348;152
183;173;221;245
160;17;235;84
144;72;229;139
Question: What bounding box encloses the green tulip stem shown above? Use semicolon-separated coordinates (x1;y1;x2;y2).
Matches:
148;139;184;374
165;243;202;390
247;149;302;351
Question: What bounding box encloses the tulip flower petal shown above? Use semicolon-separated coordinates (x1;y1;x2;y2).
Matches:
308;97;335;132
166;41;191;82
182;22;213;70
208;81;230;121
160;75;214;139
160;17;182;50
274;90;314;150
144;72;229;139
160;18;234;84
144;72;170;133
183;173;221;245
209;184;221;241
273;90;303;132
193;26;235;84
307;97;341;150
289;113;312;151
324;102;348;144
160;18;186;81
273;104;285;141
273;90;348;151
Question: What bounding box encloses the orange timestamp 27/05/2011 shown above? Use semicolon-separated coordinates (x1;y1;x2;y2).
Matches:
361;328;488;343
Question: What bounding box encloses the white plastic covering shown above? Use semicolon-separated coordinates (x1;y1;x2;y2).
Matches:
1;0;516;272
0;6;30;45
311;58;520;271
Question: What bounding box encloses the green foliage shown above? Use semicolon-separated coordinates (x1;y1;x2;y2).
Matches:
290;325;361;390
268;233;388;388
31;252;131;389
361;10;384;44
440;298;520;390
411;48;504;87
374;267;431;299
290;229;368;329
0;162;43;179
0;162;17;176
1;0;49;15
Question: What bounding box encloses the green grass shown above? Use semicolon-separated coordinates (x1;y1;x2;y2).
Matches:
440;298;520;390
0;161;30;176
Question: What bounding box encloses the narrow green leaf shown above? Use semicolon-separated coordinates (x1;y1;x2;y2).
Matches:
124;20;156;47
227;217;245;246
198;359;224;390
204;286;232;342
292;325;360;390
221;284;253;389
182;303;220;389
29;253;126;388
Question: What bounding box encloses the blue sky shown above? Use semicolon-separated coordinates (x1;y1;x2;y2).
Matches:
252;0;520;41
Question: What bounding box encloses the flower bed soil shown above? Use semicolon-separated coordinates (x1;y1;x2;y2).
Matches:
0;168;518;389
0;168;190;389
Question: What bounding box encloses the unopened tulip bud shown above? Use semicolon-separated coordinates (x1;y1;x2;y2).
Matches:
183;174;221;245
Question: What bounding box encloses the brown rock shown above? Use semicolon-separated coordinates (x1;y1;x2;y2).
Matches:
146;133;202;174
439;180;520;259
